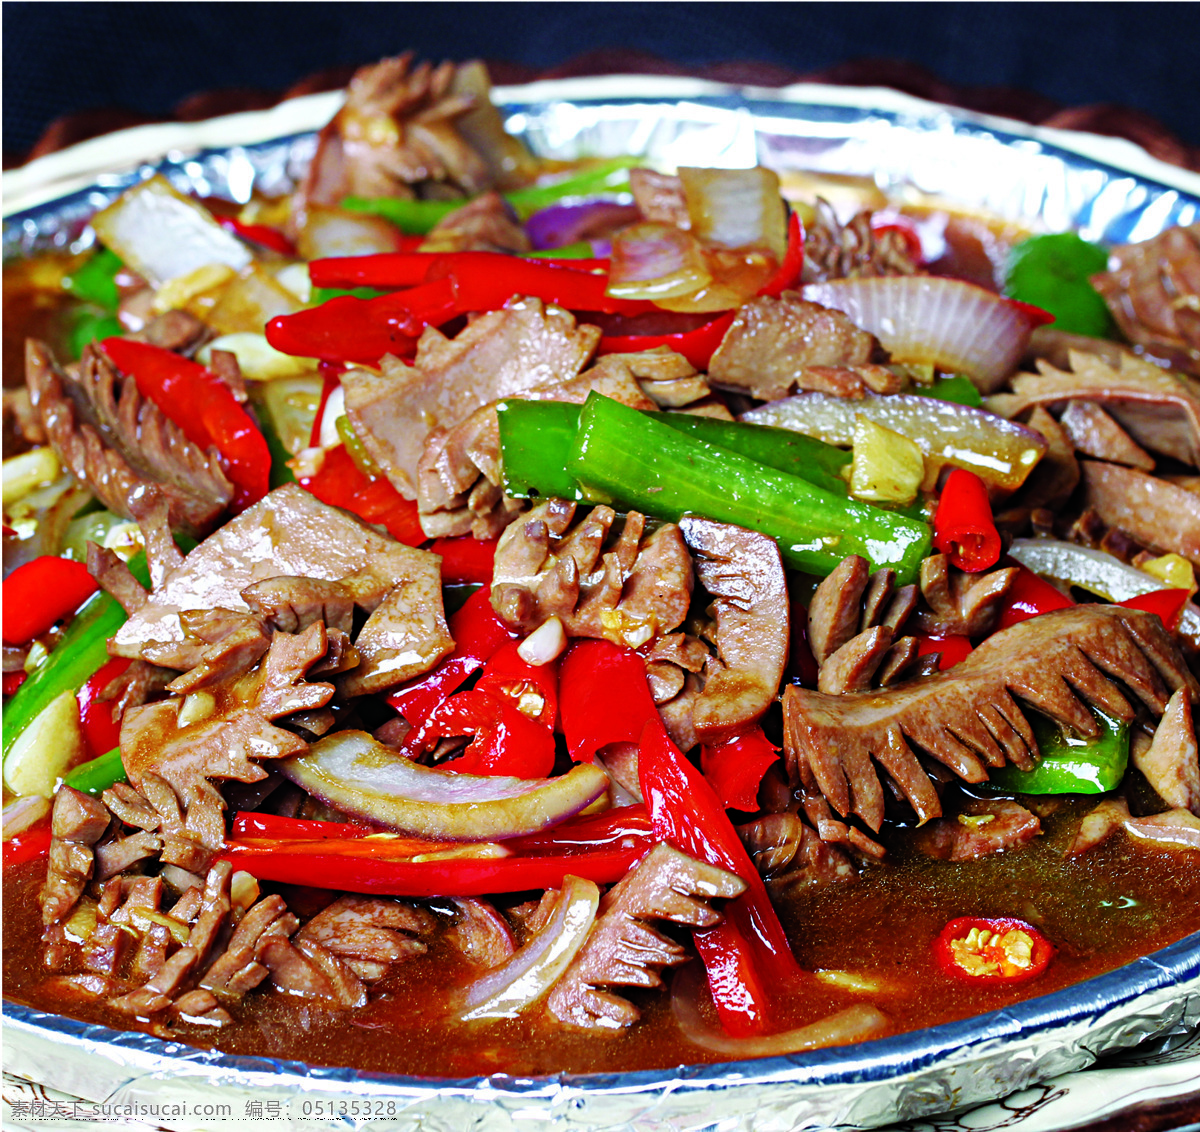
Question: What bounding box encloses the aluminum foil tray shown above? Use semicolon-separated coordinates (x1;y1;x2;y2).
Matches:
3;77;1199;1131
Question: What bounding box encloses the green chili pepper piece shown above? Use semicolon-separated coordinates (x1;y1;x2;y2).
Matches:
343;158;639;235
313;285;391;303
498;401;854;501
920;374;983;408
64;747;127;796
567;392;931;580
335;415;383;478
342;196;460;235
497;400;588;501
1003;232;1115;339
505;157;638;218
63;248;123;311
525;241;598;260
989;707;1129;794
66;310;124;361
3;552;150;759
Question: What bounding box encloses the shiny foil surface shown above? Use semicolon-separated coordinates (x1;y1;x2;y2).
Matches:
3;79;1199;1131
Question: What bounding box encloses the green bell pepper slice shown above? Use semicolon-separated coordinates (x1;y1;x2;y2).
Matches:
63;248;122;311
63;746;127;796
3;552;149;759
988;706;1129;794
566;392;931;580
1003;232;1115;339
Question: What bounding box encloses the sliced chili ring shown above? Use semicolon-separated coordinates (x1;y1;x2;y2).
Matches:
933;916;1054;984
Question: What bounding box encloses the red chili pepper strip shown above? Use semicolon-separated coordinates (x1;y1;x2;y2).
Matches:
266;281;457;364
558;639;660;763
913;633;974;670
474;639;558;730
298;445;424;545
933;916;1055;983
219;842;644;897
993;565;1075;633
4;827;53;869
386;587;515;727
309;252;433;290
932;468;1002;573
1117;588;1191;632
639;718;802;1035
217;216;298;256
413;688;557;778
700;727;780;811
2;557;99;645
231;813;373;840
598;310;735;371
508;804;653;853
100;338;270;511
429;536;497;584
758;211;805;298
77;657;132;760
3;671;27;696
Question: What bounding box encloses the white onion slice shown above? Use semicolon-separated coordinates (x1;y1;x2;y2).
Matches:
679;166;787;260
90;175;251;289
277;730;610;840
456;874;599;1021
802;276;1042;393
1008;538;1200;644
671;962;889;1057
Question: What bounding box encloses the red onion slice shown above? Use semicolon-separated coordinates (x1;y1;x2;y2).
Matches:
524;200;640;251
277;730;610;840
608;222;712;300
802;276;1045;392
671;962;889;1056
456;874;599;1021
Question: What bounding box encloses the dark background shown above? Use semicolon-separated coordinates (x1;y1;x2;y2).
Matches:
3;2;1198;160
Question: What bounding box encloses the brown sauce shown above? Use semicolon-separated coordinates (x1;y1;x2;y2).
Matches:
5;798;1198;1078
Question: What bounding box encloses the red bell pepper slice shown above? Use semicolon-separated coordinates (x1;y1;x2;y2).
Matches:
77;657;132;760
1116;588;1191;632
598;310;735;371
474;639;558;730
700;727;780;811
993;565;1075;633
3;671;28;696
758;210;805;298
933;916;1054;983
558;639;660;763
913;633;974;670
100;337;270;511
386;587;515;727
298;444;424;545
932;468;1001;573
412;687;557;778
429;536;497;584
216;216;297;257
309;251;613;291
271;256;656;365
2;556;99;645
3;826;52;869
639;718;802;1035
219;840;644;897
